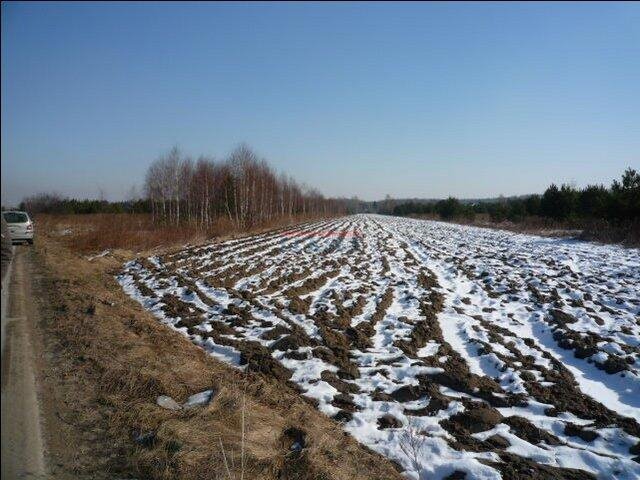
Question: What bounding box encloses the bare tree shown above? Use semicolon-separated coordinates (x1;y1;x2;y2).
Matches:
144;144;347;230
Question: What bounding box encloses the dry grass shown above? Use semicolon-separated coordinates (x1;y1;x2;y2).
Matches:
35;213;338;253
578;219;640;246
31;225;402;480
408;213;640;246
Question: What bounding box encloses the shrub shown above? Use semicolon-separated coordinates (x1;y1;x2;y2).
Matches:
577;185;609;219
609;168;640;220
541;184;576;220
435;197;462;220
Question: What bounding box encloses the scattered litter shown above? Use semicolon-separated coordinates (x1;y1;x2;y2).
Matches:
282;427;306;453
86;250;111;261
133;430;156;448
182;389;215;409
156;395;181;411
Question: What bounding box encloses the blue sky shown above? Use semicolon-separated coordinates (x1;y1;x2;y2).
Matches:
2;2;639;204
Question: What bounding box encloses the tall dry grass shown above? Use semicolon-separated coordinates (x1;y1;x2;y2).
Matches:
35;213;336;252
408;213;640;246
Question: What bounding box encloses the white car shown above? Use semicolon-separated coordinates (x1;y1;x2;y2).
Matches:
2;211;34;244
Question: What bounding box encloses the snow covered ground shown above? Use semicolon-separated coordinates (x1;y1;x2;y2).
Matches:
118;215;640;480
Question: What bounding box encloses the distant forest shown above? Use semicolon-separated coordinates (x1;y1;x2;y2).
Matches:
385;168;639;225
14;154;639;236
17;145;350;229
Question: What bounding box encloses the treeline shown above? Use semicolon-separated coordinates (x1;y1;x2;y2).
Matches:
391;198;476;220
391;168;640;224
19;193;150;215
144;145;345;229
18;145;348;229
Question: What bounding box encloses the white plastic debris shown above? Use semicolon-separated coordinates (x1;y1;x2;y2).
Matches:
156;395;182;411
182;389;215;409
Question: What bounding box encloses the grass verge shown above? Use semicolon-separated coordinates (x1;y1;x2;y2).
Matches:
35;213;339;253
31;223;402;480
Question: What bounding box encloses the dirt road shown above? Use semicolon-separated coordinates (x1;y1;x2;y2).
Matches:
2;246;47;479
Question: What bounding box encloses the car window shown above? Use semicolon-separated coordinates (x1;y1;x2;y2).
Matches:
3;212;28;223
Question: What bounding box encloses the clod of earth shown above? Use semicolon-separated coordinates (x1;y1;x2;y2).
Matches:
377;414;403;429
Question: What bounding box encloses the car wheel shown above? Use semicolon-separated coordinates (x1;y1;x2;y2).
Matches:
27;239;34;245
